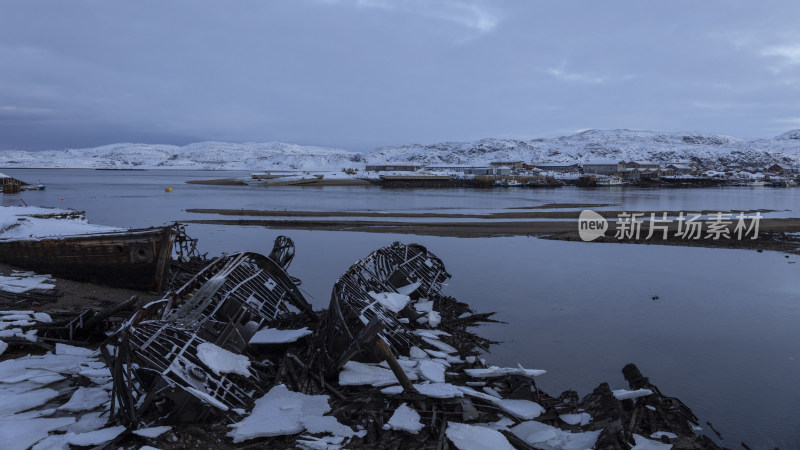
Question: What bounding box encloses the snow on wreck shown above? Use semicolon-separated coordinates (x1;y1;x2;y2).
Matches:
0;206;179;291
26;238;721;449
102;238;314;425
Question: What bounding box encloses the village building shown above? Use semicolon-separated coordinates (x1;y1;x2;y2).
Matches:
767;163;796;175
489;161;525;169
530;163;581;172
423;165;483;173
364;164;423;172
582;160;624;175
666;163;697;175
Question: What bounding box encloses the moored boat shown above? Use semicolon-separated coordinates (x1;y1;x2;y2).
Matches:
526;178;564;188
0;225;177;291
493;178;524;187
595;176;624;186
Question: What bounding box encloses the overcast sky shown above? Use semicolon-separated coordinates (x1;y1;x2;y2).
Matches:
1;0;799;151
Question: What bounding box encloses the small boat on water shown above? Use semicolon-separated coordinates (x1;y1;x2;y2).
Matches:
21;184;46;191
0;224;177;291
526;179;564;188
595;176;625;186
493;178;524;187
747;180;766;187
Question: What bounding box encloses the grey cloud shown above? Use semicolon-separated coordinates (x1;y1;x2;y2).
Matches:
0;0;798;151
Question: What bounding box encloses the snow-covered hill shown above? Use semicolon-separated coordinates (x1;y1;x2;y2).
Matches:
1;129;799;170
366;129;800;169
0;142;364;170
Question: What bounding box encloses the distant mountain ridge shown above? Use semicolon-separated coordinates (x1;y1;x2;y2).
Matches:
1;129;799;170
367;129;800;169
0;142;364;170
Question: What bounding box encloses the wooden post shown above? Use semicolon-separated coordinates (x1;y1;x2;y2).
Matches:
375;337;419;394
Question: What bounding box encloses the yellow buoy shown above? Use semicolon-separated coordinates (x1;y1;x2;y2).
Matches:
165;187;173;192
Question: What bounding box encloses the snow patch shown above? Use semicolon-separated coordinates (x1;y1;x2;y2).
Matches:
227;384;354;443
385;403;423;434
612;388;653;400
133;425;172;438
367;291;410;313
248;326;312;344
445;422;515;450
510;420;601;449
196;342;251;377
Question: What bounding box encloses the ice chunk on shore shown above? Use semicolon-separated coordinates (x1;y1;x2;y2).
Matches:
458;386;544;420
612;388;653;400
493;398;545;420
32;312;52;323
409;346;428;359
68;411;109;434
415;329;451;338
0;388;60;416
339;361;417;387
386;403;423;434
464;364;546;379
631;433;673;449
65;425;126;446
560;412;592;426
31;433;69;450
249;326;312;344
445;422;515;450
417;359;446;383
0;310;34;315
0;273;55;294
427;310;441;327
197;342;251;377
0;417;75;450
367;291;410;313
58;387;109;412
414;300;433;313
0;352;99;383
421;337;457;354
0;340;6;356
510;420;601;449
133;425;172;438
227;384;353;443
55;343;98;357
395;281;421;296
381;382;463;398
0;314;33;321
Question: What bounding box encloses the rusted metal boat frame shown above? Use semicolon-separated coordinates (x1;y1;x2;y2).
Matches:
104;239;314;425
320;242;451;373
0;224;176;291
102;322;261;426
162;250;313;351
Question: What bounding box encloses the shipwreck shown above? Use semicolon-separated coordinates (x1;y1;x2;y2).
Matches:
0;234;726;449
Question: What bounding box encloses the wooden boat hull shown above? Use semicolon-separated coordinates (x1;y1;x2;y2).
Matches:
0;226;175;291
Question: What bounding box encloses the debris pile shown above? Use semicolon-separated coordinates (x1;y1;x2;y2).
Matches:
0;237;724;449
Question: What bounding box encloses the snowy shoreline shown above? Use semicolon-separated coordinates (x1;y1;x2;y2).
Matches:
0;230;727;449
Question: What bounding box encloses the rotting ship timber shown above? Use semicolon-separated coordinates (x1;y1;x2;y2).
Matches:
0;225;176;291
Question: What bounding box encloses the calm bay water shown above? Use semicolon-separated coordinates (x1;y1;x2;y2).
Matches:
3;168;800;448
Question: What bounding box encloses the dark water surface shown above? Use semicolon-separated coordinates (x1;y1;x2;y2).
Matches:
4;169;799;448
